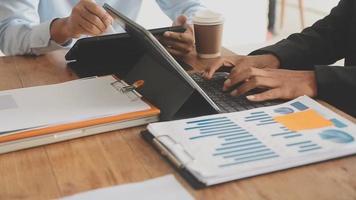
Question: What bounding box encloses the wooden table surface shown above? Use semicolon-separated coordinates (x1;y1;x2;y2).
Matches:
0;50;355;200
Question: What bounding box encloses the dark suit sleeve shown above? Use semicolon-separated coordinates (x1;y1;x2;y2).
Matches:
251;0;353;69
315;66;356;116
249;0;356;116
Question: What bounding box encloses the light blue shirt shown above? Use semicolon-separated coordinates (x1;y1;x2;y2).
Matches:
0;0;205;55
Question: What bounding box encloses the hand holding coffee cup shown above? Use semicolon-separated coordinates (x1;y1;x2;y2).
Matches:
193;10;224;59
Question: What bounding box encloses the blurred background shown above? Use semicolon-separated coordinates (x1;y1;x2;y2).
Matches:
0;0;340;57
138;0;339;55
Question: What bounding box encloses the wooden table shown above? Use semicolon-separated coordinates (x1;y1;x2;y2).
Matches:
0;50;355;200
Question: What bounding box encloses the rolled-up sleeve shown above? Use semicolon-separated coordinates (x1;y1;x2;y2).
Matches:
0;0;71;56
155;0;206;22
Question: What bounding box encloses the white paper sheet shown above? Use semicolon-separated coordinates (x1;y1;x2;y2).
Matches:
61;175;194;200
0;76;150;133
148;96;356;185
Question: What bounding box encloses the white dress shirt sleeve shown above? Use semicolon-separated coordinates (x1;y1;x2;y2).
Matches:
155;0;206;23
0;0;72;56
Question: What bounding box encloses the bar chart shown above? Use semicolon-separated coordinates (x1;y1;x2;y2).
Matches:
244;111;278;126
185;116;279;168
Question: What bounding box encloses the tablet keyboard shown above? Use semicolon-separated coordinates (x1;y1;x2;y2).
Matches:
190;73;281;112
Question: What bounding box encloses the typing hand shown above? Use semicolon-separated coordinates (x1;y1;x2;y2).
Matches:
225;68;318;102
203;54;281;79
160;15;195;57
50;0;113;44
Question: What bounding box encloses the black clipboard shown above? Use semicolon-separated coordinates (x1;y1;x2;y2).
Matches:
141;130;207;189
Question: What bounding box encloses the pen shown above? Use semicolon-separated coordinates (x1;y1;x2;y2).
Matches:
121;80;145;93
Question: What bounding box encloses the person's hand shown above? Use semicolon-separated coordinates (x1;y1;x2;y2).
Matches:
159;15;195;57
225;68;318;102
203;54;281;79
50;0;113;44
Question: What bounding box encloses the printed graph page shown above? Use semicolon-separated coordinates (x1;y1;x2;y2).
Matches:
148;96;356;185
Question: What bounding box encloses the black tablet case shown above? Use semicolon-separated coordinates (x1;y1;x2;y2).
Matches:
65;26;186;78
66;33;143;77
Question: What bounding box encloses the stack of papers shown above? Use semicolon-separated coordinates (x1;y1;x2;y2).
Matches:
62;175;194;200
0;76;150;135
148;96;356;186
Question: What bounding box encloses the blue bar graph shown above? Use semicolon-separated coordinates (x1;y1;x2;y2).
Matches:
186;117;249;140
224;135;254;141
200;125;239;132
233;151;276;161
260;119;275;123
213;145;267;156
280;126;289;131
185;116;279;168
300;144;318;148
245;114;269;119
223;148;272;158
190;131;248;140
285;140;322;153
201;130;247;136
216;142;262;151
219;154;279;167
218;132;250;139
272;131;296;137
243;112;279;127
256;121;278;126
298;147;322;152
197;119;231;126
284;134;302;139
245;116;273;122
185;122;235;130
221;138;258;146
286;141;312;146
186;117;228;124
201;127;243;134
250;111;266;115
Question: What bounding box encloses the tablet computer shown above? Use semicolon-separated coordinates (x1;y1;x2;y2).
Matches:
65;26;186;61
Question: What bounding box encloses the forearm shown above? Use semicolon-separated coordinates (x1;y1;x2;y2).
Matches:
50;18;72;45
0;20;70;56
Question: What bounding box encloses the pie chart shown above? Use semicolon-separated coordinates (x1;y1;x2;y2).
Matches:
319;129;354;144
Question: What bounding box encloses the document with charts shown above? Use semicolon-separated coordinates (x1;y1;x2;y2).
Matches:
146;96;356;186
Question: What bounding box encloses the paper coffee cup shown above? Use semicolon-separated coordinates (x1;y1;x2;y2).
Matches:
193;10;224;59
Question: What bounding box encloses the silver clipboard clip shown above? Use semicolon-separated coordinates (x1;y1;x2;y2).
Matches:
110;79;143;101
152;135;194;169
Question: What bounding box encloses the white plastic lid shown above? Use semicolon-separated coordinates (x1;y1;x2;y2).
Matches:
193;10;224;25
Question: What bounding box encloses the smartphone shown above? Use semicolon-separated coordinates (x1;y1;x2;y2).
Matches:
149;26;186;36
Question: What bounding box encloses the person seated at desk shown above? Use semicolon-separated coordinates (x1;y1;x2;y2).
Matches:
0;0;205;56
205;0;356;117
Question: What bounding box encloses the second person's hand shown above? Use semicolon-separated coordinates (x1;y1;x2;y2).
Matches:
50;0;113;45
160;15;195;57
